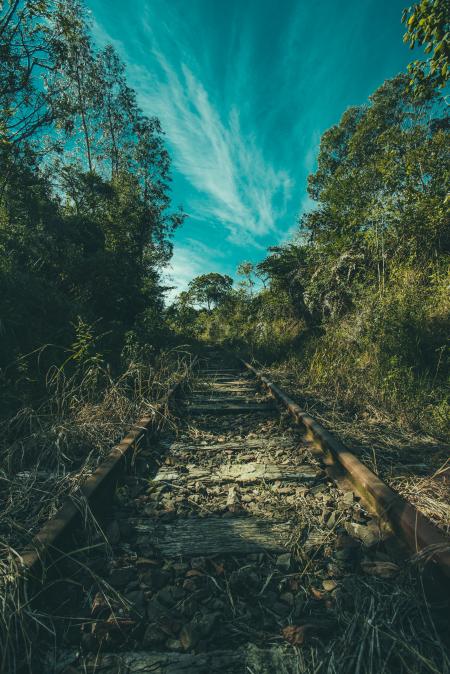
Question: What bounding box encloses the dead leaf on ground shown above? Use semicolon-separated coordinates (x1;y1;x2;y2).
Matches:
282;624;314;645
212;561;225;575
91;592;109;616
361;560;399;577
322;579;337;591
92;617;136;640
310;587;326;600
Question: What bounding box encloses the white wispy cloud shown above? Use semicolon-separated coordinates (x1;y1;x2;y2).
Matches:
126;29;293;247
89;0;318;275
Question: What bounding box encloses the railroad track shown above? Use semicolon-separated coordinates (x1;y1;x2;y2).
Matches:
14;350;450;673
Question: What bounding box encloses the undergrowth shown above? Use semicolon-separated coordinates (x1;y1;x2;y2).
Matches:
0;344;194;673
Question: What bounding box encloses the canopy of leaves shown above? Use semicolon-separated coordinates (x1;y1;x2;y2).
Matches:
402;0;450;95
187;273;233;310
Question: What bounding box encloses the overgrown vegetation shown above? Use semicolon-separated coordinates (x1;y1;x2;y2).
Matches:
1;0;184;420
0;345;193;674
169;65;449;440
0;2;448;671
0;3;189;660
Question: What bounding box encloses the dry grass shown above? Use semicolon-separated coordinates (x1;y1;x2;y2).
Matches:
0;346;195;673
321;573;450;674
262;360;449;535
230;361;450;672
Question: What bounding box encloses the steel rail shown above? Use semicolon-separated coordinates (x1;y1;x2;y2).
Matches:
19;361;197;582
242;360;450;581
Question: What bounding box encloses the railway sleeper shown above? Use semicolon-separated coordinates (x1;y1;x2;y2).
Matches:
29;357;449;674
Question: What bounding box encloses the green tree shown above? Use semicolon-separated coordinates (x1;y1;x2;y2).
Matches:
0;0;54;145
402;0;450;95
0;0;182;409
306;75;448;263
187;273;233;311
50;0;98;171
94;44;138;177
237;261;256;294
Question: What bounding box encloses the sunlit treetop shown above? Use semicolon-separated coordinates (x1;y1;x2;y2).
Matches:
402;0;450;95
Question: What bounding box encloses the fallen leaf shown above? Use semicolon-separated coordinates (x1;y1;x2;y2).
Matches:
282;624;313;645
276;552;291;571
212;561;225;575
322;579;338;592
311;587;326;600
345;521;385;548
91;592;109;616
360;561;399;578
136;557;159;569
92;617;136;640
185;569;203;577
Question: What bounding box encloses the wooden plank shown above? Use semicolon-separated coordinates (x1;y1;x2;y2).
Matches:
194;388;256;392
197;379;251;385
187;396;258;403
158;438;299;452
153;461;318;485
197;369;242;374
80;646;300;673
199;372;244;376
130;515;291;556
186;391;256;396
186;403;276;415
198;375;243;377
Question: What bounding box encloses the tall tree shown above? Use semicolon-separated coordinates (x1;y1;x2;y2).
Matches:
187;273;233;311
50;0;98;171
0;0;55;145
94;45;137;177
0;0;183;397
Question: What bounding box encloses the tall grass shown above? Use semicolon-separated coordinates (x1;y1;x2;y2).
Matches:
0;345;194;673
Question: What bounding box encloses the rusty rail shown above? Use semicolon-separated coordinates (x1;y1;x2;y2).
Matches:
242;360;450;580
20;363;196;582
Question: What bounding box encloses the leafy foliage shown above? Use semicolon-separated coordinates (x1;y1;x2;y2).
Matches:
402;0;450;95
174;71;449;437
0;0;182;413
186;273;233;311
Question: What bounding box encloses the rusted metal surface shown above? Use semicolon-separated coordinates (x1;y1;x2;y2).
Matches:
18;353;449;582
243;360;450;580
19;369;195;581
20;415;153;579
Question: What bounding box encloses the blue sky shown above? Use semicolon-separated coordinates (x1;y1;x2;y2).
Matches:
87;0;412;297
